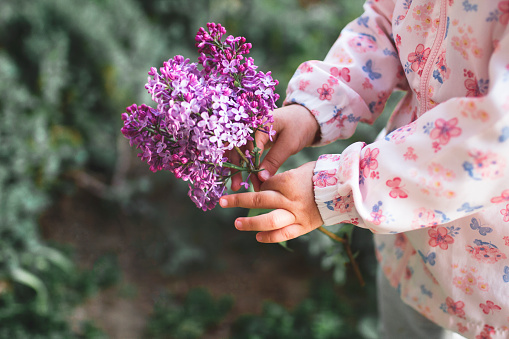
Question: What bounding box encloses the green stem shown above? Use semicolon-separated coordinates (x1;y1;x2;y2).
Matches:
221;162;250;171
224;170;241;180
252;136;260;169
234;146;251;169
343;233;365;287
318;226;345;243
143;126;177;142
318;226;365;287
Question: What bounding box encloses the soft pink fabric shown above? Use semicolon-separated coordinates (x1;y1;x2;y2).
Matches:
285;1;509;338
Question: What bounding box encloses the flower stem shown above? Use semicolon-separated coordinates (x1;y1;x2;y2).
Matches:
234;146;252;169
318;226;365;286
252;136;260;169
221;162;262;172
143;126;176;142
219;162;247;171
318;226;345;243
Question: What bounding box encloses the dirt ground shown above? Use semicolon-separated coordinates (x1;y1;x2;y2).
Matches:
40;185;344;339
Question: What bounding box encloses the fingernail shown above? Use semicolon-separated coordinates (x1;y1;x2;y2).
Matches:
235;219;242;229
219;198;227;207
259;170;270;181
256;233;263;242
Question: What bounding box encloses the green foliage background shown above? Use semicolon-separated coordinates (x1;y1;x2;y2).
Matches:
0;0;396;337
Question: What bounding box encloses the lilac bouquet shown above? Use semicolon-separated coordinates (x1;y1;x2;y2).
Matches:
121;23;279;211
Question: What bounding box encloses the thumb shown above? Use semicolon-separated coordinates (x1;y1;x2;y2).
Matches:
258;139;293;182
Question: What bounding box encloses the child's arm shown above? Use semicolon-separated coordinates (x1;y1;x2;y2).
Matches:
225;0;405;240
285;0;405;147
230;0;403;191
225;3;509;241
223;36;509;241
312;31;509;234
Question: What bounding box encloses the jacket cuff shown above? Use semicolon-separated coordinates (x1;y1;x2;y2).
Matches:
313;154;361;226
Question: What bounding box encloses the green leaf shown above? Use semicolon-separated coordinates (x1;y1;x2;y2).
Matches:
9;267;48;314
339;223;355;241
278;241;293;252
35;245;73;273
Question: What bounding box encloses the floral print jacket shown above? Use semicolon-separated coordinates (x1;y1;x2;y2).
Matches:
285;0;509;338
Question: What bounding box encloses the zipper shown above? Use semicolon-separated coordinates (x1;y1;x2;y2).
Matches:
419;0;447;115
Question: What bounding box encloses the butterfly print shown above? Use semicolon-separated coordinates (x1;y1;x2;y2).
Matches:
457;202;483;213
362;59;382;80
418;250;436;266
357;15;369;27
491;189;509;204
386;177;408;198
470;217;493;236
499;126;509;142
330;67;351;82
421;285;433;298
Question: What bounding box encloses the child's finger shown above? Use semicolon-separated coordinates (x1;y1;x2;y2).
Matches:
228;148;243;191
234;209;295;232
249;129;272;191
257;138;293;181
250;174;263;192
253;127;272;155
219;190;285;210
255;224;305;243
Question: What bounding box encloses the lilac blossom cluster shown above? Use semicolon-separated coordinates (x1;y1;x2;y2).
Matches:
121;23;279;211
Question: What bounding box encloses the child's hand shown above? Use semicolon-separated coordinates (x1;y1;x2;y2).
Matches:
230;104;319;192
220;161;323;243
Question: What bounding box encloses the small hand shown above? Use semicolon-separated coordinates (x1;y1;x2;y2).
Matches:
220;161;323;243
230;104;319;192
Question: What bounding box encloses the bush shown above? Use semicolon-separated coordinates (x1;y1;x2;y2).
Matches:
145;288;233;339
0;0;389;336
231;281;377;339
0;0;157;334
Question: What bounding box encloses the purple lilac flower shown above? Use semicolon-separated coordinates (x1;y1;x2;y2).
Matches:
121;23;279;211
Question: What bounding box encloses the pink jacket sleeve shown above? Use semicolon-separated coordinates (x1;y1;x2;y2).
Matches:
312;29;509;233
284;0;406;146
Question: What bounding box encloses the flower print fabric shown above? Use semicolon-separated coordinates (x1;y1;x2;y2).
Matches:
285;0;509;338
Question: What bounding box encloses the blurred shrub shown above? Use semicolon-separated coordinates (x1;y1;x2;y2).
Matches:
0;0;390;335
0;0;166;335
0;247;118;338
145;288;233;339
230;281;378;339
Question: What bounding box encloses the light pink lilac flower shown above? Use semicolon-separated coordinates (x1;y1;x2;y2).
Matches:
121;23;279;210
